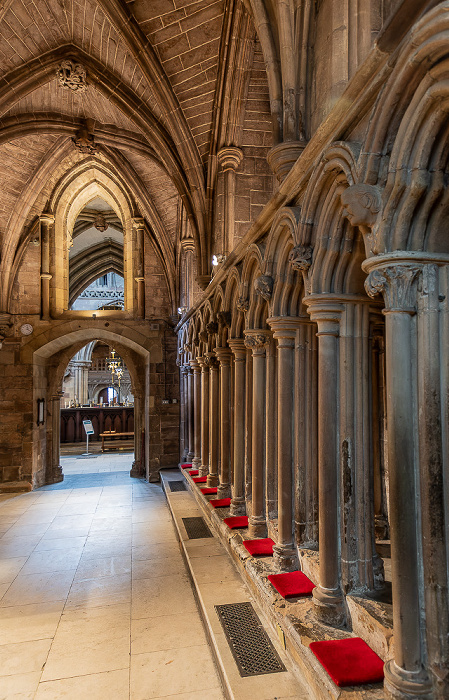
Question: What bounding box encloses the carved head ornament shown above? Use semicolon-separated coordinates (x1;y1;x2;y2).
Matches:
206;321;218;335
340;185;382;232
217;311;231;328
236;296;249;313
254;275;273;301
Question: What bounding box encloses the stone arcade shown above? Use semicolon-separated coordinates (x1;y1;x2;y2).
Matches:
0;1;448;699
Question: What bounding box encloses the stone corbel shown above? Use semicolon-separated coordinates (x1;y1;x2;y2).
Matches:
206;321;218;335
73;119;96;154
217;311;231;328
254;275;274;301
236;296;249;313
340;184;382;256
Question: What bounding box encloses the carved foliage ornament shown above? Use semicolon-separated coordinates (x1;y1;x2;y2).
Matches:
254;275;273;301
289;245;313;271
57;60;87;92
236;296;249;312
365;265;422;312
244;333;270;349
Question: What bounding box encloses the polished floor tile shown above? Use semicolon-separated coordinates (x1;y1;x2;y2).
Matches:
0;456;226;699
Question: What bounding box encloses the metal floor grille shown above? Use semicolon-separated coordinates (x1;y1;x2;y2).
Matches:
215;602;286;677
168;480;187;492
182;516;212;539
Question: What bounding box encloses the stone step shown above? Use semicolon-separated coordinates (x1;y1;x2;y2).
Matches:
179;468;386;700
0;481;32;493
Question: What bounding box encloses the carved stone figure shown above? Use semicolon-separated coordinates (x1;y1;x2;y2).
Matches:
57;60;87;92
289;245;313;271
73;120;96;154
236;296;249;312
206;321;218;335
254;275;273;301
94;213;108;232
341;185;381;232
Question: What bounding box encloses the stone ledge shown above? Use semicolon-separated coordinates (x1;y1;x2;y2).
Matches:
180;467;386;700
0;480;32;493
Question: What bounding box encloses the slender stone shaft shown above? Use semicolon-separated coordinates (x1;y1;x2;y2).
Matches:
180;366;189;461
244;331;270;539
50;392;64;484
197;357;210;476
215;348;232;498
217;147;243;255
305;299;345;626
40;214;54;321
130;393;142;477
269;318;302;571
365;262;432;700
228;339;246;515
187;366;194;461
207;354;220;487
191;360;201;469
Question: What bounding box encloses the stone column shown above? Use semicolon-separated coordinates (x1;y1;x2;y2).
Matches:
269;317;302;571
228;339;246;515
244;331;270;539
197;357;210;477
207;353;220;487
191;359;202;469
133;218;145;319
215;347;232;498
217;147;243;255
130;392;143;477
364;260;436;700
39;213;54;321
50;392;64;484
304;297;345;626
180;365;189;461
187;365;194;462
265;336;277;520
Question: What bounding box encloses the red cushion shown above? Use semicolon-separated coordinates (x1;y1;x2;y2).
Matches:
223;516;249;529
210;498;232;508
200;487;218;494
193;476;208;483
268;571;315;598
243;538;274;556
181;463;192;469
309;637;384;687
188;470;199;476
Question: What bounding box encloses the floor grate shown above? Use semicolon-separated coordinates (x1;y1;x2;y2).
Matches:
168;480;187;492
182;516;213;539
215;602;286;677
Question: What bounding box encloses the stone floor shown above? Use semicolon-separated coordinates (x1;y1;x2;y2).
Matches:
0;454;225;699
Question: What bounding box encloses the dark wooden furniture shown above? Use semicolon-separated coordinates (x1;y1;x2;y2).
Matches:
100;431;134;452
60;407;134;443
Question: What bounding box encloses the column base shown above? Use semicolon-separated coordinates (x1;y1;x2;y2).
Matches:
384;661;433;700
130;461;142;478
49;467;64;484
230;497;246;516
312;585;346;627
187;452;194;462
273;543;298;572
199;464;209;477
217;483;231;499
192;458;201;469
207;474;219;487
248;516;267;539
148;470;160;483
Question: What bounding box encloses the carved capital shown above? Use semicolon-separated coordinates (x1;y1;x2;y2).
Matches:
132;217;145;231
289;245;313;271
57;60;87;92
365;265;422;312
39;213;55;226
254;275;273;301
217;146;244;172
206;352;219;368
236;296;249;313
244;332;270;351
183;343;191;354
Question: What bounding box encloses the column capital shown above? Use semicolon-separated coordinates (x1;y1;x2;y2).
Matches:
132;217;145;230
40;273;52;280
135;276;145;283
214;346;232;365
196;356;209;370
39;213;55;225
244;330;271;354
228;338;246;359
189;358;201;373
267;315;309;339
303;294;344;334
206;351;219;368
217;146;243;171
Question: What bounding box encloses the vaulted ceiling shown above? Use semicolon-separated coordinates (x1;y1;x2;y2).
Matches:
0;0;270;306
